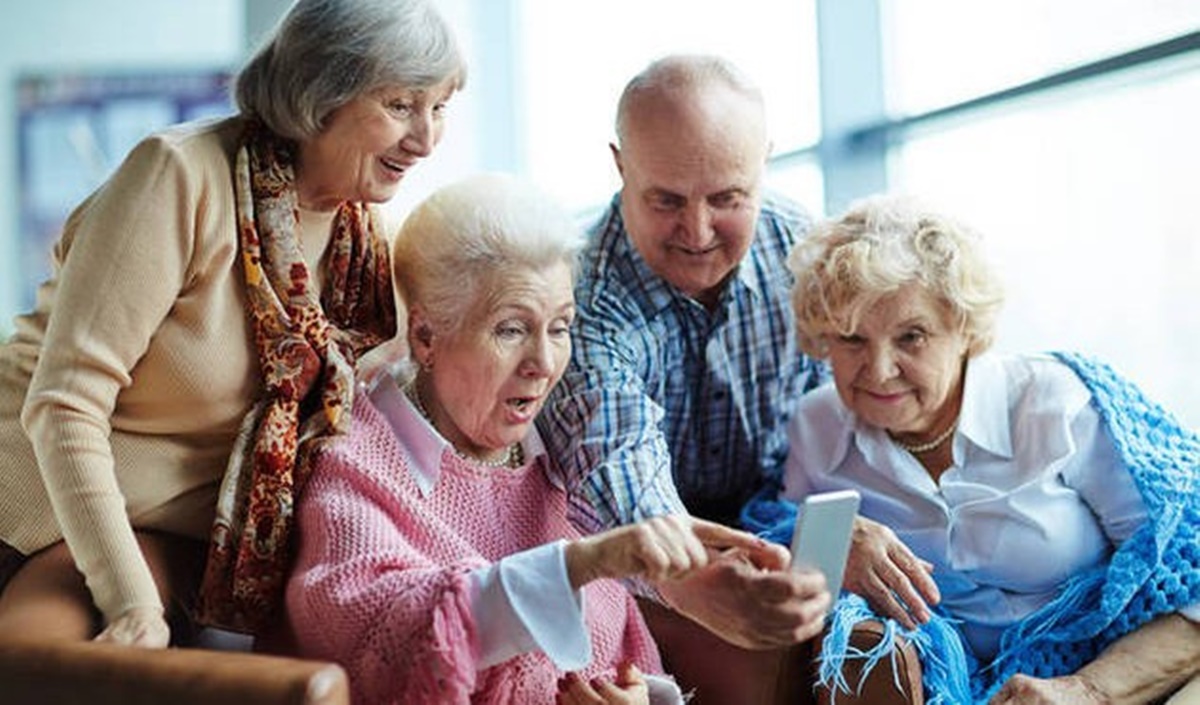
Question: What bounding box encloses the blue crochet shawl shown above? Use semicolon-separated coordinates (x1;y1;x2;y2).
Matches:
741;352;1200;703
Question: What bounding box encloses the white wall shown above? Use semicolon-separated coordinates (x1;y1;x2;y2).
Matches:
0;0;244;336
0;0;487;338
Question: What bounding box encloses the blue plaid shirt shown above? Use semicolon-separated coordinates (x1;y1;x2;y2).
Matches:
539;191;823;533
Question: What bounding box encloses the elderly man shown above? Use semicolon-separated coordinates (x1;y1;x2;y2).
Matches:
540;54;830;702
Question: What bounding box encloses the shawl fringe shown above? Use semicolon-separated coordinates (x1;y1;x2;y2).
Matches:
743;351;1200;703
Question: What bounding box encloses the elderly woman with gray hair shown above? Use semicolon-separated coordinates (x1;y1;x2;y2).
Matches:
744;194;1200;704
0;0;465;647
284;174;774;704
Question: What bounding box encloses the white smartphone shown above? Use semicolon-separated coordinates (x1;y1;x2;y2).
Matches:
789;489;861;599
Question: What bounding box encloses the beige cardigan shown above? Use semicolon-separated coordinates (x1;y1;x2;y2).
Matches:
0;116;382;624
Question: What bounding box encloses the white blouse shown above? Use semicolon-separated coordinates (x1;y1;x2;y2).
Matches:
782;352;1200;660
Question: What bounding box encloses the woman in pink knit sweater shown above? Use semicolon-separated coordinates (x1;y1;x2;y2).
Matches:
284;174;781;704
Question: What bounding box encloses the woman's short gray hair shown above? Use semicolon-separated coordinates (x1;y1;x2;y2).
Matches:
789;193;1005;358
235;0;466;140
393;173;586;338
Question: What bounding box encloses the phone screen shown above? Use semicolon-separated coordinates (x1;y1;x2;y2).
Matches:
789;489;861;599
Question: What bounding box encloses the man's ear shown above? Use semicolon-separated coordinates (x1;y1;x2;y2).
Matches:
609;142;625;178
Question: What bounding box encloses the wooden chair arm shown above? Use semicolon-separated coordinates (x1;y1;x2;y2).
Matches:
0;638;349;705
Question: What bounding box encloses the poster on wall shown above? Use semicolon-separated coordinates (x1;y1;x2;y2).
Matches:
16;71;235;310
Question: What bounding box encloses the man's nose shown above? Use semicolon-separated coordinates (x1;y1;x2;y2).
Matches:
676;204;716;250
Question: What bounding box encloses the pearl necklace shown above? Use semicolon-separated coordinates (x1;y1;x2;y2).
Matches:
891;418;958;455
406;383;523;468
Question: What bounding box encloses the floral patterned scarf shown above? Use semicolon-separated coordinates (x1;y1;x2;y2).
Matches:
194;120;397;633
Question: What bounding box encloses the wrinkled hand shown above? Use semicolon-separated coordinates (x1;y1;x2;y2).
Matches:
842;515;940;629
557;663;648;705
989;674;1109;704
659;545;831;650
565;515;770;586
94;606;170;648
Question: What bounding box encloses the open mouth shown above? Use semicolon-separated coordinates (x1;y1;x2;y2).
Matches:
380;156;411;174
509;397;536;412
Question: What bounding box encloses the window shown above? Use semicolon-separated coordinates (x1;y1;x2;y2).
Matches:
879;2;1200;425
515;0;822;213
883;0;1200;115
508;1;1200;423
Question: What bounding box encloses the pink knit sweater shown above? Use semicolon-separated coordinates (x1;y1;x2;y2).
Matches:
285;394;663;704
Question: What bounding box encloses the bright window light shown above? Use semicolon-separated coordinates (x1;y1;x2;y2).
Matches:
883;0;1200;115
515;0;821;213
894;63;1200;426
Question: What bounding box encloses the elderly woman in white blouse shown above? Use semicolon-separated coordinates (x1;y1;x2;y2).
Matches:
760;194;1200;704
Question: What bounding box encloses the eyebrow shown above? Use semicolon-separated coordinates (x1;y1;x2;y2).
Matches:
643;186;751;203
711;186;751;199
491;300;576;317
891;315;938;331
644;187;684;201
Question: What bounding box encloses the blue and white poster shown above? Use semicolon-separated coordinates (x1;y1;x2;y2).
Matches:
16;71;234;309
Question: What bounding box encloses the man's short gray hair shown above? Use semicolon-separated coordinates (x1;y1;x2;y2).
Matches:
615;53;764;146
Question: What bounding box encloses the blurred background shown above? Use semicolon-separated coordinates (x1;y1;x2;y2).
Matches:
1;0;1198;425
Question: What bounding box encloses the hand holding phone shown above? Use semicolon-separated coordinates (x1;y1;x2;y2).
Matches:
789;490;861;599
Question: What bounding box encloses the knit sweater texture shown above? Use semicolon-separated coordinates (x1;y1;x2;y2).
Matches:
285;393;663;704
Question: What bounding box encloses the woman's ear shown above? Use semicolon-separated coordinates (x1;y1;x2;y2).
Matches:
407;308;435;369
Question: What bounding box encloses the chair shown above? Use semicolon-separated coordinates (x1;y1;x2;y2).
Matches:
0;638;350;705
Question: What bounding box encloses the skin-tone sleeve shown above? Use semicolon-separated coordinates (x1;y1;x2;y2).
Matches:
20;134;200;622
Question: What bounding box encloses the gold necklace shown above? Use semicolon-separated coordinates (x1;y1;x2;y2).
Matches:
405;382;523;468
891;418;959;455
